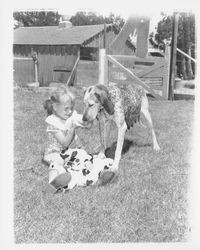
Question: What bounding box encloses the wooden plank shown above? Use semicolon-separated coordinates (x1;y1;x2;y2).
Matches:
169;13;179;100
13;58;34;84
136;18;150;58
66;52;80;86
103;23;106;49
110;66;164;79
136;61;165;78
43;54;49;85
38;54;55;86
136;67;164;78
99;49;108;85
162;55;170;100
110;68;163;85
112;58;165;77
141;78;163;85
14;57;32;60
112;54;165;63
107;55;164;100
111;78;163;90
177;48;196;63
109;16;137;54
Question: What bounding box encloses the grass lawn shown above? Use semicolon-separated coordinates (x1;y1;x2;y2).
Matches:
14;61;194;243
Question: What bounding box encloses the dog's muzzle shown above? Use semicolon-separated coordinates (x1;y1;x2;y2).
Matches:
82;113;89;122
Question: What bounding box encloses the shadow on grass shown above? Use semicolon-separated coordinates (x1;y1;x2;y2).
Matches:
105;139;151;159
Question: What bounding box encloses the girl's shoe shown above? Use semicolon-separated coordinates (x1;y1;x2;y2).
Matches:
98;171;116;186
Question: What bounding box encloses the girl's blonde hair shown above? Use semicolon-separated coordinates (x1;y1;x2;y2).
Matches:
43;86;75;116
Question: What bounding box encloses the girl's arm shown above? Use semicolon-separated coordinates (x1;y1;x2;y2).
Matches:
53;127;76;148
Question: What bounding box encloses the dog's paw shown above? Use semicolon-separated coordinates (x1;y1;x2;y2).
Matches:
109;163;119;172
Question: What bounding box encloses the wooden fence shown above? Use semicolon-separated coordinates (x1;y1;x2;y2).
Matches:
99;49;170;100
108;55;169;100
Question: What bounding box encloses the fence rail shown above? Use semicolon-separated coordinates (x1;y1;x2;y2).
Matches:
176;48;196;63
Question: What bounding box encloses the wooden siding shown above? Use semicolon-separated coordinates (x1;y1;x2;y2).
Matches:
13;57;35;85
13;45;79;57
37;53;78;86
13;45;79;86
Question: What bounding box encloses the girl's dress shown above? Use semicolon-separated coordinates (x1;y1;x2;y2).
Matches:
44;111;113;191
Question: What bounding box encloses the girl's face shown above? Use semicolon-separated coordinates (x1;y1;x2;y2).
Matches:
53;95;74;120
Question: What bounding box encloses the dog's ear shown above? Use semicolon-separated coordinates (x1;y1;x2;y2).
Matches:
95;85;114;115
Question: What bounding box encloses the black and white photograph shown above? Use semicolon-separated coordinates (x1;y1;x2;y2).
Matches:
1;0;200;249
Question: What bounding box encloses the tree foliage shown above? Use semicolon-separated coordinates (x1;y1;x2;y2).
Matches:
155;14;172;47
13;11;61;28
154;12;195;79
155;12;195;51
69;11;124;29
13;11;125;29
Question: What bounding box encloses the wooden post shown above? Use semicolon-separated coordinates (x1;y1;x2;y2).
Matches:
163;42;170;99
34;60;39;83
98;23;108;85
103;22;106;49
99;49;108;85
31;50;39;86
136;17;150;58
66;51;80;86
169;12;179;100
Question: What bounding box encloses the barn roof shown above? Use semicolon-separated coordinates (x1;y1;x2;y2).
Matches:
13;24;113;46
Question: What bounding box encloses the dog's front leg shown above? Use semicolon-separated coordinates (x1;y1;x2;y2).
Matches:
103;119;111;149
111;121;127;171
97;114;106;153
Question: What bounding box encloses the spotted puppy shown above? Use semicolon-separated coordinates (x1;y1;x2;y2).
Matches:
83;82;160;171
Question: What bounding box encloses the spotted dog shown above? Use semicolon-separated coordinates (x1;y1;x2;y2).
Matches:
83;82;160;172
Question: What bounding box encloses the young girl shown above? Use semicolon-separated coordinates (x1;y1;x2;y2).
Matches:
43;86;83;163
43;86;114;192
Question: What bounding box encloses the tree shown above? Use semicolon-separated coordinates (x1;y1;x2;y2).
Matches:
13;11;61;28
104;13;125;30
13;11;125;32
70;11;124;29
154;12;195;79
155;13;172;48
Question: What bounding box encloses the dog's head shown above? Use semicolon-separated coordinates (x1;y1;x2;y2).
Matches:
82;84;114;122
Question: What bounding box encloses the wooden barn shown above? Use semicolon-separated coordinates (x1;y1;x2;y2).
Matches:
13;20;118;86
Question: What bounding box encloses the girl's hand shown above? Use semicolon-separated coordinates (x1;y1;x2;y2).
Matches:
73;119;85;128
72;113;93;129
73;114;88;128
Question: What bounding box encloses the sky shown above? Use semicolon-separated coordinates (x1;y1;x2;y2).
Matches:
8;0;196;32
56;9;164;32
12;8;163;33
